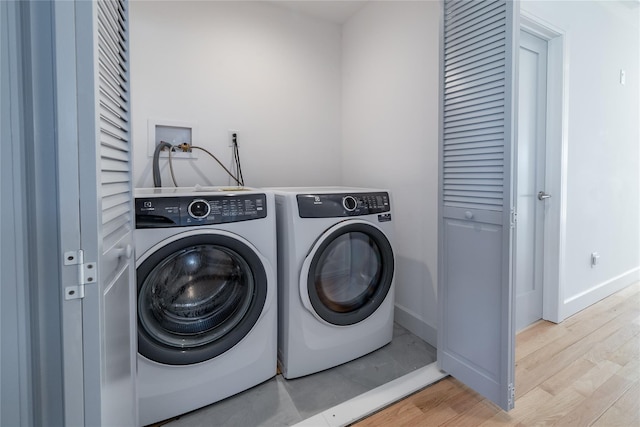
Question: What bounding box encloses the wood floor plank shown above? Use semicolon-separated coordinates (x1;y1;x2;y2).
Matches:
411;378;460;411
554;373;635;426
398;404;459;427
501;387;552;419
354;399;425;427
515;321;564;362
592;381;640;427
518;295;639;373
570;360;623;397
352;282;640;427
516;387;584;426
516;302;640;396
559;290;629;329
613;358;640;382
608;329;640;367
477;413;520;427
537;358;595;396
441;399;501;426
446;387;484;415
583;318;640;364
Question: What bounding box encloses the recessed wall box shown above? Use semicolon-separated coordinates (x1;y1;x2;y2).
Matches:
147;119;199;159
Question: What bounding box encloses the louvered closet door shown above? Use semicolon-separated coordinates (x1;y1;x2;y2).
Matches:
56;0;136;425
437;0;518;411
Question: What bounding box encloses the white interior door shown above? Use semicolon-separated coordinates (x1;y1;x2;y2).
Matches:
438;0;518;411
55;0;137;425
515;30;548;331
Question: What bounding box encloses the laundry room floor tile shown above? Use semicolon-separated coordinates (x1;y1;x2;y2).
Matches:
162;376;301;427
160;323;436;427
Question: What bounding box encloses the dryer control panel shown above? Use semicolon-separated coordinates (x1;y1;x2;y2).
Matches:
297;192;390;218
135;194;267;228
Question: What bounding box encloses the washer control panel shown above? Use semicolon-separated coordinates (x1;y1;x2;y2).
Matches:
297;192;390;218
135;193;267;228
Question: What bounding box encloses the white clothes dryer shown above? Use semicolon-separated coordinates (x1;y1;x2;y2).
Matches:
134;187;277;426
272;187;395;379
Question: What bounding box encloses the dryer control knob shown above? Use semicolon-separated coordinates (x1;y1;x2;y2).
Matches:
343;195;358;212
188;199;211;219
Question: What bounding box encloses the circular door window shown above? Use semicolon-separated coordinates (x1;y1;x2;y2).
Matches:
306;222;394;326
137;234;267;365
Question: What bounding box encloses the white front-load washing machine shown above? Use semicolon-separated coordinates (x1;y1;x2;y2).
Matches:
272;187;395;379
134;187;277;426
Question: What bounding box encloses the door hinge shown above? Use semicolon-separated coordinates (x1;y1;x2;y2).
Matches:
63;249;97;300
508;382;515;408
510;208;517;229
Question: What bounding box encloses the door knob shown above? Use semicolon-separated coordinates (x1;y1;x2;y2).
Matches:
117;244;133;259
537;191;551;200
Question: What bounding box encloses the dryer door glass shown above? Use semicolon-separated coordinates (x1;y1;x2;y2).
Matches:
137;235;267;365
315;232;381;312
307;223;394;326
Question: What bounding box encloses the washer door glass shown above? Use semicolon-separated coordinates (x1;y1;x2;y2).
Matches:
137;234;267;365
307;223;394;326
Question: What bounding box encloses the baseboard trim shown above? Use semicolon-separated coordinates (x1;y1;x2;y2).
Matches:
293;362;447;427
394;304;437;348
561;267;640;321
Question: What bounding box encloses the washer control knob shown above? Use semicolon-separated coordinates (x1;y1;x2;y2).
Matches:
343;195;358;212
188;199;211;219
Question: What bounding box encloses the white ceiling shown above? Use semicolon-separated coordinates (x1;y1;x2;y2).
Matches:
270;1;368;24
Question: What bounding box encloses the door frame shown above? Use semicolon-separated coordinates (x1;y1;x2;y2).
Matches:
520;12;567;324
1;1;35;425
52;1;88;424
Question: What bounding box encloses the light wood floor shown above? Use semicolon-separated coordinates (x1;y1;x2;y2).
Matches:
354;281;640;426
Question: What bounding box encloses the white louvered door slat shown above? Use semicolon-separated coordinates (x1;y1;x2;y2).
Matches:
438;0;518;411
96;0;136;423
57;0;137;424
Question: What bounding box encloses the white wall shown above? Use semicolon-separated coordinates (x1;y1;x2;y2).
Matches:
130;1;343;188
131;0;442;346
521;0;640;319
342;1;441;345
130;0;639;345
341;0;640;338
